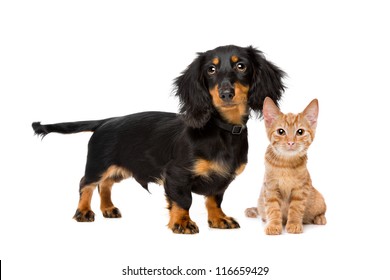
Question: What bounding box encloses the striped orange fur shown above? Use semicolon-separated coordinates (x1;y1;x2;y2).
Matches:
245;97;326;234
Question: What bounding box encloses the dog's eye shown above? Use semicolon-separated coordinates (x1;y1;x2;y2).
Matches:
236;62;247;72
277;129;285;135
296;129;305;136
207;65;216;75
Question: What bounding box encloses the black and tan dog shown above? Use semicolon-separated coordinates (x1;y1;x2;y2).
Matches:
32;45;285;234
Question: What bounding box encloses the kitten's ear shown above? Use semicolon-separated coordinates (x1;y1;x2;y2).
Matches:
263;97;281;127
303;99;319;128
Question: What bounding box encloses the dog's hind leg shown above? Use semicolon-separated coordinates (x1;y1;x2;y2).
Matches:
73;178;97;222
98;178;122;218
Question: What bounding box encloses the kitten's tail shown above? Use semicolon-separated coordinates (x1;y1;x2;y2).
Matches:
244;207;259;218
32;118;112;138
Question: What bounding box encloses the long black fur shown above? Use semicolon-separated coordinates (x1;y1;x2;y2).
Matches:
32;119;111;138
32;45;285;233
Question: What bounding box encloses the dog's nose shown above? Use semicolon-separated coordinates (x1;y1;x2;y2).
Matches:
219;80;235;101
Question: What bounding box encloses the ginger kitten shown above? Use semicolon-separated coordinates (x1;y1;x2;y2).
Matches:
245;97;326;234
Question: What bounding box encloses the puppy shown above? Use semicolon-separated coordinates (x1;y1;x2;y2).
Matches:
32;45;285;234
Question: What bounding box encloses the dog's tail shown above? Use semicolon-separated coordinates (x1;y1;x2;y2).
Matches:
32;118;111;138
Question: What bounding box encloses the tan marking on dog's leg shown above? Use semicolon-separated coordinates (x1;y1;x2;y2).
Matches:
73;184;96;222
205;196;240;229
168;203;199;234
98;165;131;218
99;178;122;218
78;184;95;212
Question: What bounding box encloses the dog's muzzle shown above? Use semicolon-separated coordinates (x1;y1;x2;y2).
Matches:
218;80;235;102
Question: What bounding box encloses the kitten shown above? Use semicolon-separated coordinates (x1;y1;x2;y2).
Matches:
245;97;326;234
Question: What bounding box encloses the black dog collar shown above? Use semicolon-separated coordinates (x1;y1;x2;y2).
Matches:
213;119;246;135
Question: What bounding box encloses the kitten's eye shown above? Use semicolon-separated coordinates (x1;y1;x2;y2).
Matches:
235;62;247;72
277;129;285;135
296;129;305;136
207;65;216;75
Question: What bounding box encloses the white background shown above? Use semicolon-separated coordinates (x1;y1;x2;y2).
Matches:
1;0;389;279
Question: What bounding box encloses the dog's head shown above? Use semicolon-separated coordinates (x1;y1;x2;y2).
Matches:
174;45;285;128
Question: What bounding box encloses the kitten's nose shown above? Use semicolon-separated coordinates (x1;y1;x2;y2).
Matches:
287;141;295;146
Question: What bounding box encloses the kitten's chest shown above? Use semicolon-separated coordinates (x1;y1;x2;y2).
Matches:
264;165;309;196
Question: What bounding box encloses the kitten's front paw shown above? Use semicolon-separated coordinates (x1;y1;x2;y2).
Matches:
265;223;282;235
286;222;303;234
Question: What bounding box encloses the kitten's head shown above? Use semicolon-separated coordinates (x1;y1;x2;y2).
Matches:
263;97;319;157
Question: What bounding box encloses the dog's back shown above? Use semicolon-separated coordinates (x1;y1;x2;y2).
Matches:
83;111;183;188
33;111;183;188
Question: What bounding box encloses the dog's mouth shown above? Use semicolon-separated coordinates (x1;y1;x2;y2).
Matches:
219;91;239;108
221;102;238;108
220;97;247;109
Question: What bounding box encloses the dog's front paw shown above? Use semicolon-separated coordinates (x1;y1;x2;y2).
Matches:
73;209;95;222
102;207;122;218
205;196;240;230
169;219;199;234
208;216;240;229
168;203;199;234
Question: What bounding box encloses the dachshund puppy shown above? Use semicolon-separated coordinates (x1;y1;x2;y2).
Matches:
32;45;285;234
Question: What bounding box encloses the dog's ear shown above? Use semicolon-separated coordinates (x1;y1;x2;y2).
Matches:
246;46;286;115
174;53;213;128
